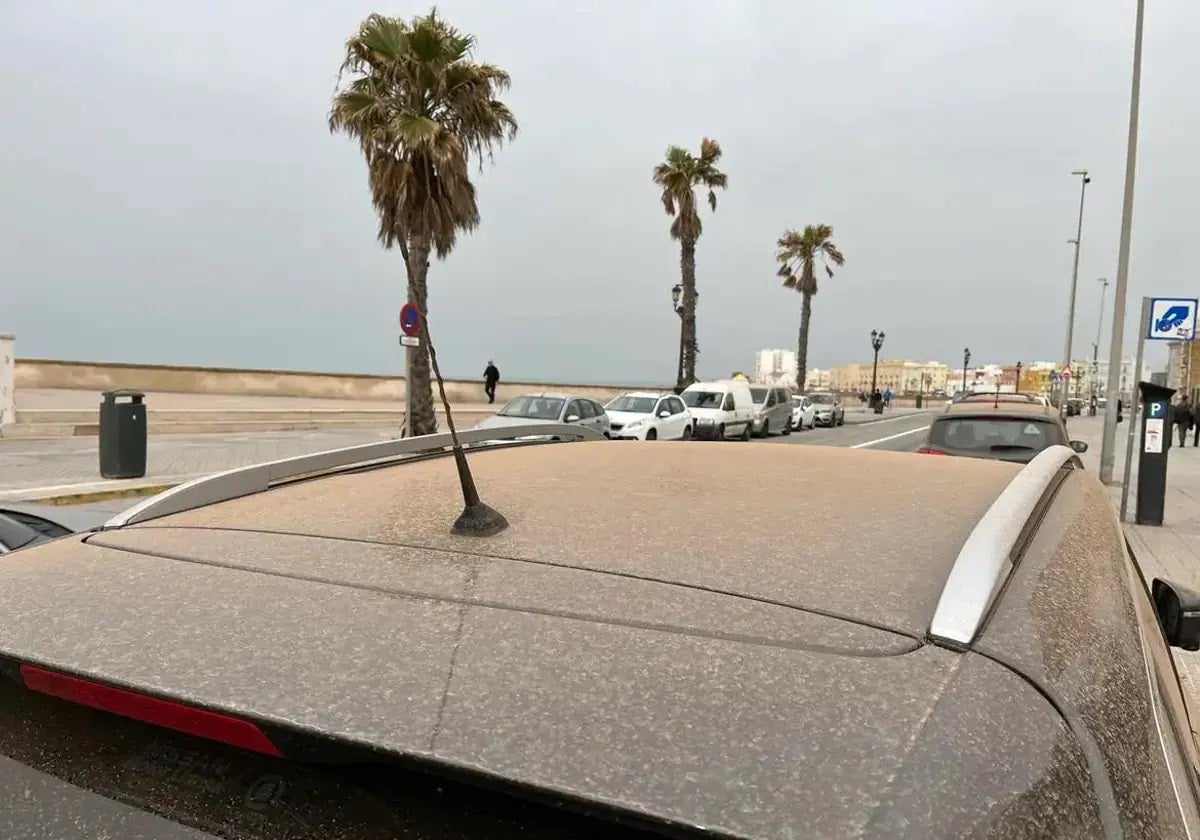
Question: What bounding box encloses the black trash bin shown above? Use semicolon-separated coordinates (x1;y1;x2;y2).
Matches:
99;390;147;479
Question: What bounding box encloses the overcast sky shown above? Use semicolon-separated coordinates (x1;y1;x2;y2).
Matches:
1;0;1193;383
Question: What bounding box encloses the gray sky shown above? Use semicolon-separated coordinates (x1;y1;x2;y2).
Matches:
1;0;1193;383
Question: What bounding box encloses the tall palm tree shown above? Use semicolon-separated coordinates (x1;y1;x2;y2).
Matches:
653;138;727;387
329;9;517;435
776;225;845;393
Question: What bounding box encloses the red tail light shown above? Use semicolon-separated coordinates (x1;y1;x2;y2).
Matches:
19;664;283;756
917;446;948;455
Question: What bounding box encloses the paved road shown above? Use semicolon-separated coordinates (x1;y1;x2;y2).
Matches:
756;411;934;452
0;410;935;502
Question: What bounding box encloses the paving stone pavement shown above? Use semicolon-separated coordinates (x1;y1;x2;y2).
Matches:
0;429;400;497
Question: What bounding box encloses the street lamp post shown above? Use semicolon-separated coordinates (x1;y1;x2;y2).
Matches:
1062;168;1091;417
1101;0;1145;485
1091;277;1109;415
962;347;971;394
1015;361;1023;394
869;330;885;401
671;284;684;392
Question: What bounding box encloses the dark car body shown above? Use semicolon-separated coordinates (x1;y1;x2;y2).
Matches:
0;425;1197;838
0;503;110;553
920;400;1088;464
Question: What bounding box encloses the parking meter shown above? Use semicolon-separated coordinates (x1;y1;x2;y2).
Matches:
1136;381;1176;526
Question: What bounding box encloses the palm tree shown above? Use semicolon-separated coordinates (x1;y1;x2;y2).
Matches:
653;139;727;387
776;225;845;393
329;9;517;435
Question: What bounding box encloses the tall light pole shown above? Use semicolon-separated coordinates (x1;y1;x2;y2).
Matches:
1091;277;1109;413
1061;168;1091;415
1100;0;1145;484
962;347;971;394
1015;361;1023;394
671;284;685;392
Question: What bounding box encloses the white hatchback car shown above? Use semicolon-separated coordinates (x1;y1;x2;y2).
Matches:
790;395;816;430
604;392;693;441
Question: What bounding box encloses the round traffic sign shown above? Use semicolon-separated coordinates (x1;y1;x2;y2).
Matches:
399;303;420;337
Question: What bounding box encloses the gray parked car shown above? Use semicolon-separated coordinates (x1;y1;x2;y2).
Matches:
472;392;611;439
0;429;1197;838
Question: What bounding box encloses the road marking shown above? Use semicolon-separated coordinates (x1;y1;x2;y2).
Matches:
850;426;929;449
855;412;930;426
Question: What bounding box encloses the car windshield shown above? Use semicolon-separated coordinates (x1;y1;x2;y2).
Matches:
681;390;723;409
749;387;769;404
809;394;835;405
929;416;1064;453
606;395;657;414
498;396;564;420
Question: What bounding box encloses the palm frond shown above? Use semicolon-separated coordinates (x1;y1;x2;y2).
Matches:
330;8;516;257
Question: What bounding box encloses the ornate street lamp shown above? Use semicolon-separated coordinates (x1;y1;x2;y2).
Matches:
962;347;972;394
870;330;886;402
671;284;684;391
1015;361;1023;394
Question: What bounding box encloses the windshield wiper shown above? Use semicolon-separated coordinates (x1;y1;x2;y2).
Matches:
989;444;1035;451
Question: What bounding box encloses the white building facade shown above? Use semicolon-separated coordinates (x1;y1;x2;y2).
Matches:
752;349;798;386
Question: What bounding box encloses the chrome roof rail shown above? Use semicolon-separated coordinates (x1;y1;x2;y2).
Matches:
929;444;1081;647
104;423;605;528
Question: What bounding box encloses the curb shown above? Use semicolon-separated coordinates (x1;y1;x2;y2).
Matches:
23;483;181;506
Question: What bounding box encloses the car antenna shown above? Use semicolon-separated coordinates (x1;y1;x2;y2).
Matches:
418;308;509;538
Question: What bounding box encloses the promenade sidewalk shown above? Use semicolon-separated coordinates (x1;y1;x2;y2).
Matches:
1070;414;1200;700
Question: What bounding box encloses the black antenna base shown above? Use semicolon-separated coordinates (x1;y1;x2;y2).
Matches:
452;502;510;537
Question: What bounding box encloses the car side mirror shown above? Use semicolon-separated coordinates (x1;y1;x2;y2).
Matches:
658;410;670;418
1070;440;1089;453
565;414;580;423
1152;579;1200;650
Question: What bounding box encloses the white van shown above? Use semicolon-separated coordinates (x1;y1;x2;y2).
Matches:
680;379;755;441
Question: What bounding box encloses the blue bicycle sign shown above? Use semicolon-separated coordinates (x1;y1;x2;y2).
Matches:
1147;298;1198;341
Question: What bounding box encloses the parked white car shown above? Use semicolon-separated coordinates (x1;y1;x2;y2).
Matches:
791;395;816;430
680;379;755;441
604;392;693;440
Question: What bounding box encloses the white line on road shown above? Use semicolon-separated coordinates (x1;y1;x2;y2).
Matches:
850;426;929;449
855;412;930;426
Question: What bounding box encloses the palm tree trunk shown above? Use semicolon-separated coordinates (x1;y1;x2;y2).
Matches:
405;238;437;436
680;236;698;384
796;291;812;393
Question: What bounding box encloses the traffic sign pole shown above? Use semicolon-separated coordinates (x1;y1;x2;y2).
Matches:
1119;295;1151;519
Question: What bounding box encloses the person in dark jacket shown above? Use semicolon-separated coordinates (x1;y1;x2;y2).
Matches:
1173;397;1192;447
483;360;500;404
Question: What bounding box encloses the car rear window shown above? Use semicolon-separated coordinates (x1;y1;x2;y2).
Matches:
928;416;1065;454
0;674;676;839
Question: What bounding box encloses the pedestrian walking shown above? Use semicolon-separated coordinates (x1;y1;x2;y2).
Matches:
483;360;500;404
883;387;893;409
1173;396;1192;448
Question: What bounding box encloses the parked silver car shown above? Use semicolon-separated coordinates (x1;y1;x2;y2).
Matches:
472;392;611;439
808;391;845;426
748;385;793;437
0;430;1197;837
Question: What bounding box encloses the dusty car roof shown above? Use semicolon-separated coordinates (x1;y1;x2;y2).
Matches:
943;401;1055;418
0;441;1055;837
136;442;1016;637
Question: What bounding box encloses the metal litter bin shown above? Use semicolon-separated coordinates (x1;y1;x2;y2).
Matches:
99;390;147;479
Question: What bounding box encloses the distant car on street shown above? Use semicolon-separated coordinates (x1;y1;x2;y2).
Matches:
748;385;793;438
791;394;816;430
807;391;845;427
0;428;1196;836
603;392;692;440
473;393;611;439
920;400;1087;464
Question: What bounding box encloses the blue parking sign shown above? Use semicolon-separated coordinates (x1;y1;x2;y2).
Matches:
1147;298;1198;341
